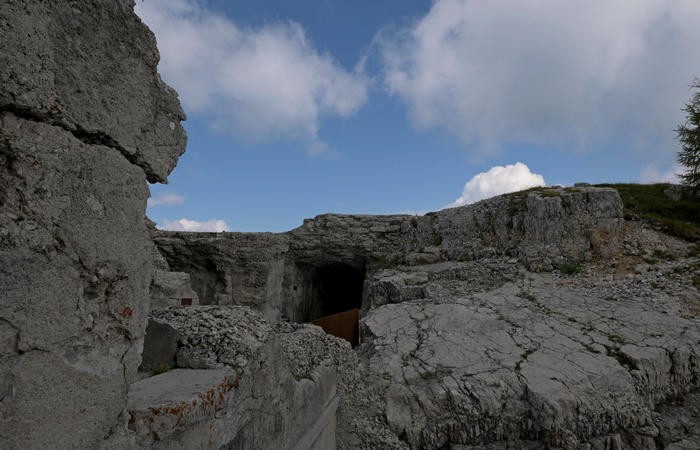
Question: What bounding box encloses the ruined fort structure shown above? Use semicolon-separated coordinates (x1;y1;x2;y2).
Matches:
1;1;698;449
147;189;699;449
153;186;622;323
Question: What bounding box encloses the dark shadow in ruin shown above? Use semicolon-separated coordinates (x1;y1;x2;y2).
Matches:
303;263;364;347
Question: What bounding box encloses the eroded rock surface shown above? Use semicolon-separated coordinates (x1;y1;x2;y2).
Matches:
0;1;186;447
131;305;353;449
150;207;699;449
3;1;697;448
0;0;186;182
355;251;700;448
154;186;623;322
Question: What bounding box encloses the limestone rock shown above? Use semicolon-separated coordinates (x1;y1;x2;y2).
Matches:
355;255;700;448
0;1;186;447
654;391;700;449
0;0;186;182
131;305;354;449
149;246;199;309
0;113;154;448
154;186;624;322
148;306;272;370
154;232;289;315
139;319;179;373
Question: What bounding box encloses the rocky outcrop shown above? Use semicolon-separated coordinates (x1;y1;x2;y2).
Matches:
0;1;186;447
148;217;699;449
0;0;186;183
131;305;353;449
356;254;700;448
154;186;624;321
3;2;695;448
154;232;289;312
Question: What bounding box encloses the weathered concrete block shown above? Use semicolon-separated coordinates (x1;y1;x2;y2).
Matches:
129;306;351;449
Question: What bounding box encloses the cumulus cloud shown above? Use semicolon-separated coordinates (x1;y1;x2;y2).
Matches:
147;192;185;207
447;162;545;208
159;218;229;232
135;0;367;152
640;163;683;184
378;0;700;154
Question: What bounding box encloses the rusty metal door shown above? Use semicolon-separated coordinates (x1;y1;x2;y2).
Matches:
310;308;359;347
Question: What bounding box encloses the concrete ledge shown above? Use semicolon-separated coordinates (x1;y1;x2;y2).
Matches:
127;368;237;443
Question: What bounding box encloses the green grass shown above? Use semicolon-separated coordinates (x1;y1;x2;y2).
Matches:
607;334;626;345
508;186;561;198
595;183;700;241
561;262;583;275
605;346;637;371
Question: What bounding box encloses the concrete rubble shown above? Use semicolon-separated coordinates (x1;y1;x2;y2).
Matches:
131;306;350;449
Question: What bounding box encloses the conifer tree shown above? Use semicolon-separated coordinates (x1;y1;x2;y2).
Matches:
676;78;700;188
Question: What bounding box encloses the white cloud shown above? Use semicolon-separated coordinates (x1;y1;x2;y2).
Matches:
147;192;185;207
640;163;683;184
135;0;367;152
378;0;700;154
159;218;229;232
447;162;545;208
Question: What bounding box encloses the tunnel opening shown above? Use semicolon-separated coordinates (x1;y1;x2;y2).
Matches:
308;264;364;319
301;263;365;347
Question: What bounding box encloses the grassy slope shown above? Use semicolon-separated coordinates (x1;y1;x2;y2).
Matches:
596;183;700;241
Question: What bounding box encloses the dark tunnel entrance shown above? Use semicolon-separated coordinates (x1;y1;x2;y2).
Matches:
309;264;364;318
304;263;365;347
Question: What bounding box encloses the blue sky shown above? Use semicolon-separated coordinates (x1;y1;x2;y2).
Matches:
136;0;700;232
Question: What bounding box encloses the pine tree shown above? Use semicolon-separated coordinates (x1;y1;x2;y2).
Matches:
676;78;700;188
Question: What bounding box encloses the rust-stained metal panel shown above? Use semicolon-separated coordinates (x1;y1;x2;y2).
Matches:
311;308;359;347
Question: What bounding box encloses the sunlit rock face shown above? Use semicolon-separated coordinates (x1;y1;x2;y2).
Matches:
154;186;624;321
0;1;186;447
